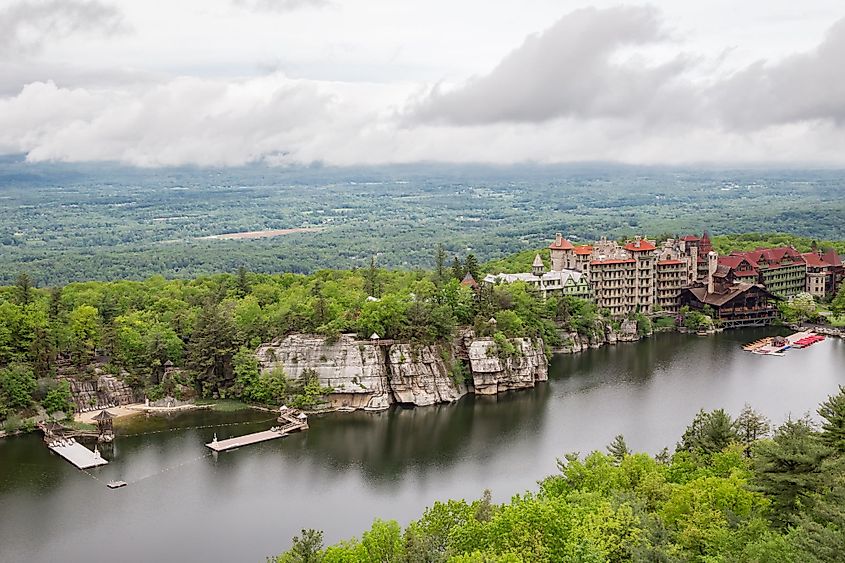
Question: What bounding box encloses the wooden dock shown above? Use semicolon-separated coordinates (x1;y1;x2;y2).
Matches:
205;429;286;452
205;407;308;452
48;440;108;469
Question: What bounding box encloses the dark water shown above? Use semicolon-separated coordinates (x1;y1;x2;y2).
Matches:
1;330;843;563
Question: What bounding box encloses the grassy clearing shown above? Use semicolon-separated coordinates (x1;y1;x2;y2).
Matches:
195;399;252;412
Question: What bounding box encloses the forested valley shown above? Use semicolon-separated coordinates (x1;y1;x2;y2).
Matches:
2;157;844;285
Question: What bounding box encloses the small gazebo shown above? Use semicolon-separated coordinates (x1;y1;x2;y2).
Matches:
42;421;64;442
92;409;115;442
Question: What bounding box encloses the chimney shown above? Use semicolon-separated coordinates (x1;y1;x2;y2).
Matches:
555;232;562;246
707;251;718;294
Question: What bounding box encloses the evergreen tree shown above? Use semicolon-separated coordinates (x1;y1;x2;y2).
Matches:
365;256;380;297
186;300;238;396
464;253;480;282
735;403;771;454
236;265;250;297
434;243;447;284
48;286;62;320
792;464;845;563
751;417;830;528
14;273;33;306
276;529;325;563
607;434;630;464
451;256;463;280
818;385;845;454
677;408;738;455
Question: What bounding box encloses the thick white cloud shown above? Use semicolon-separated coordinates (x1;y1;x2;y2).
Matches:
2;3;845;167
409;7;696;125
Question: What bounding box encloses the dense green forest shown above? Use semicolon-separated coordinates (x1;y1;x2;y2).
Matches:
0;250;615;429
1;157;843;285
272;392;845;562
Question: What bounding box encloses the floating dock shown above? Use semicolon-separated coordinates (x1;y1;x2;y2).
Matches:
205;429;286;452
48;440;108;469
205;407;308;452
749;330;818;356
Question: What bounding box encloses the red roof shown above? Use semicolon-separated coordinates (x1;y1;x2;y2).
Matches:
681;235;700;242
460;273;478;288
624;239;656;252
574;245;593;255
657;259;685;266
802;252;830;267
822;249;842;267
726;247;805;270
549;238;574;250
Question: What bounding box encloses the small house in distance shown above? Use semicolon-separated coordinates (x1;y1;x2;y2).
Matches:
680;282;781;329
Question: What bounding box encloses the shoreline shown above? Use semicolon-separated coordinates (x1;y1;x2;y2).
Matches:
73;402;213;424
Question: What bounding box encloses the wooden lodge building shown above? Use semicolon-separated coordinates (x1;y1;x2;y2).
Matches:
680;281;781;329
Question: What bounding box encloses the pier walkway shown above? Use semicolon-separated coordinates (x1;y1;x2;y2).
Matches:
48;440;108;469
205;407;308;452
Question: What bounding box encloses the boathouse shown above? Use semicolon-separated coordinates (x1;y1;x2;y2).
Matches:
680;282;781;328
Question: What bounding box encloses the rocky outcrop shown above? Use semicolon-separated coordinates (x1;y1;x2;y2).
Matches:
386;344;467;405
64;373;143;411
254;332;545;410
467;338;548;395
256;334;392;410
552;319;646;354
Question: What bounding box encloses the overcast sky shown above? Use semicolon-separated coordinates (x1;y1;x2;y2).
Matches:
1;0;844;167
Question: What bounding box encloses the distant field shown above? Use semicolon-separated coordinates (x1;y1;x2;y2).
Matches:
0;157;843;285
200;227;324;240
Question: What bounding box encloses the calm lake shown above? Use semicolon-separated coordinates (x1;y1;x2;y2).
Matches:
1;329;843;563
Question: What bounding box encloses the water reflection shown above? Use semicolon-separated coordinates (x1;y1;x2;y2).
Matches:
0;330;842;563
283;384;552;485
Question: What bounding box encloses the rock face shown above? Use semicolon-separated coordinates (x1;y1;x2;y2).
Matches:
386;344;467;406
552;320;645;354
256;334;392;410
467;338;548;395
254;333;545;409
64;373;142;411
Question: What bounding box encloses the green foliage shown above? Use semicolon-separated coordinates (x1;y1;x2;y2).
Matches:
606;435;630;464
0;363;37;411
817;385;845;455
712;233;845;256
779;293;819;323
42;380;75;415
677;409;738;455
289;370;333;410
274;392;845;563
273;529;325;563
751;417;831;528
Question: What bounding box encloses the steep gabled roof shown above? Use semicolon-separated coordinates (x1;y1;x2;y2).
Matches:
460;272;479;288
685;283;780;307
822;249;842;267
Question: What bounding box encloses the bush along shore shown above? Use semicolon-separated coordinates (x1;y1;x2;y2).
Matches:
272;387;845;563
3;243;845;432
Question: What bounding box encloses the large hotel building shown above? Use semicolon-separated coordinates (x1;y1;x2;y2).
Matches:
484;231;843;319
